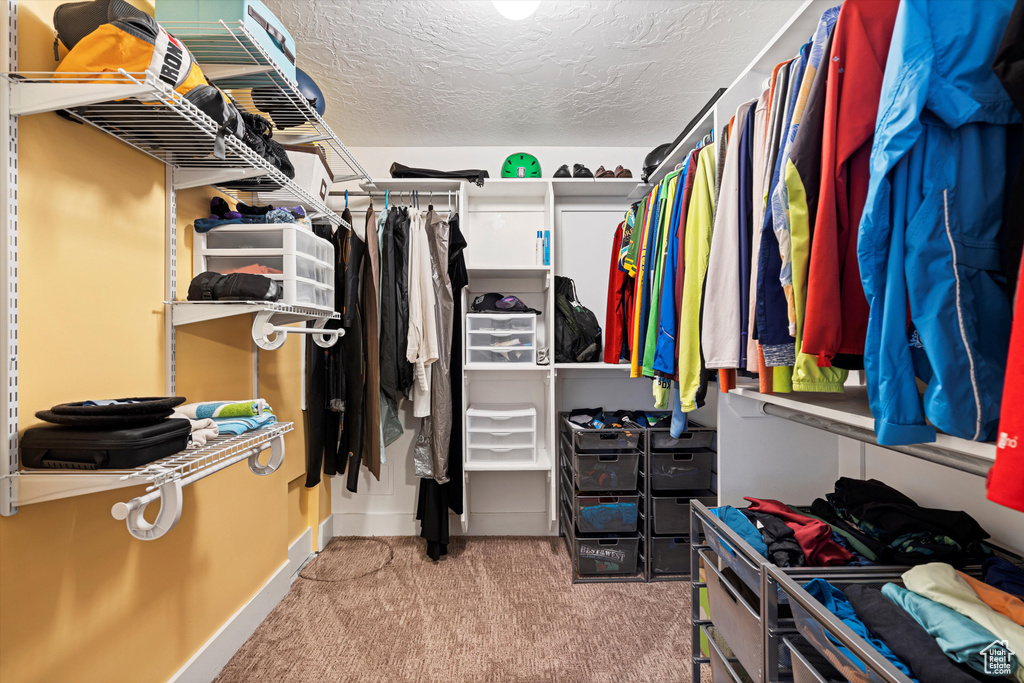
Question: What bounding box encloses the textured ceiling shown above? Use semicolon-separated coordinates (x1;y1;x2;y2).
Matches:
263;0;803;147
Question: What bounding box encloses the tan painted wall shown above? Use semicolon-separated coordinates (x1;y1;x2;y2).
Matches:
0;3;326;681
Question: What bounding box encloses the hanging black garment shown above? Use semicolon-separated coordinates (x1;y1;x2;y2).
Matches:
416;212;467;560
304;220;345;487
338;224;367;492
379;207;414;403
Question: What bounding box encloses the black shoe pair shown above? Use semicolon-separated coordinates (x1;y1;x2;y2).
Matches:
553;164;593;179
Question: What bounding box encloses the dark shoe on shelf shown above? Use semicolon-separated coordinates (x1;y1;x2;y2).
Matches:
572;163;594;178
614;165;633;178
595;166;615;178
553;164;571;178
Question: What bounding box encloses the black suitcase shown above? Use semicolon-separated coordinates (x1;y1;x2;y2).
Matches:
21;419;192;470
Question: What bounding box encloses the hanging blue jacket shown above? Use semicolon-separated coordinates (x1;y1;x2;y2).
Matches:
858;0;1020;445
653;155;691;377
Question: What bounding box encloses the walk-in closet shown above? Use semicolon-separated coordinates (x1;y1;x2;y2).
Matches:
2;1;1023;682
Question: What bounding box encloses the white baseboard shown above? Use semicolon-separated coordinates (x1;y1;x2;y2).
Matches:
168;530;313;683
317;515;335;551
333;511;558;537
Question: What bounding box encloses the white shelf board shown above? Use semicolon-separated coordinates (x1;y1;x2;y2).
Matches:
554;362;631;371
168;300;339;327
467;179;548;198
550;178;638;197
465;363;551;372
731;0;837;83
465;449;551;472
628;183;654;201
729;386;996;462
363;178;463;193
467;265;550;279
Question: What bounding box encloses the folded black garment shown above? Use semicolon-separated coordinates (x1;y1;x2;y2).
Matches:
744;510;806;567
389;162;489;187
843;584;982;683
810;498;889;561
187;271;282;302
826;478;990;566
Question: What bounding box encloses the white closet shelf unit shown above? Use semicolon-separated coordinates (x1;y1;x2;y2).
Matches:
18;424;292;541
0;2;371;538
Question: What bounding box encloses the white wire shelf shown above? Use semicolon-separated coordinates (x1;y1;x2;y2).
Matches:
15;422;292;540
168;300;343;350
159;20;370;185
3;70;349;228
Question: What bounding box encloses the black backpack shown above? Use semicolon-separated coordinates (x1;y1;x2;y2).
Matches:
555;276;602;363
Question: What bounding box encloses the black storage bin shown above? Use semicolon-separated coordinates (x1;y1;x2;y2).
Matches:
575;536;641;576
575;493;640;534
652;494;717;534
651;536;691;575
574;451;641;492
649;426;715;452
21;419;192;470
650;450;716;491
560;414;642;454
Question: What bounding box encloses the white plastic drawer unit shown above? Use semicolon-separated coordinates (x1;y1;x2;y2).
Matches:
465;313;537;365
466;404;537;464
195;224;335;310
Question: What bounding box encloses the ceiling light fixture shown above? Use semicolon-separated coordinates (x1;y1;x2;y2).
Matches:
493;1;540;21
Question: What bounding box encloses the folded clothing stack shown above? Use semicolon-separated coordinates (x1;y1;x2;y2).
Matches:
176;400;277;437
708;478;992;569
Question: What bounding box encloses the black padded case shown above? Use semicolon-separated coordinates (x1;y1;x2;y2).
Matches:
21;419;192;470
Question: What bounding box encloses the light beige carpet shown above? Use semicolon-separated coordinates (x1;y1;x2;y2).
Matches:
214;536;698;683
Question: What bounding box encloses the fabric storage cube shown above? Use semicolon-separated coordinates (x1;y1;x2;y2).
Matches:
650;450;716;491
575;494;639;534
651;536;691;575
652;494;717;535
573;452;641;492
156;0;298;83
574;536;640;576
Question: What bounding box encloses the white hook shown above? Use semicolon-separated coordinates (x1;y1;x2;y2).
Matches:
248;433;286;475
111;479;183;541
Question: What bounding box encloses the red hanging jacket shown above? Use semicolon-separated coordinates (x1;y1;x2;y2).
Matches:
802;0;899;369
604;221;634;364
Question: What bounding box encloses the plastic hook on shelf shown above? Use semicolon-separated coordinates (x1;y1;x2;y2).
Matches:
248;432;286;475
251;310;344;351
111;479;184;541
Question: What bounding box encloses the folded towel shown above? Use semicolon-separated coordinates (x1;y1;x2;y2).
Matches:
177;400;271;420
170;413;221;449
212;413;277;436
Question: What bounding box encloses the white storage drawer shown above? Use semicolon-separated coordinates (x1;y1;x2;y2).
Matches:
466;431;535;448
466;330;535;348
467;347;536;364
466;313;537;333
204;254;332;285
466;445;537;464
195;224;335;310
467;404;537;433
